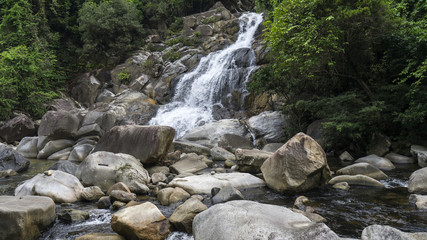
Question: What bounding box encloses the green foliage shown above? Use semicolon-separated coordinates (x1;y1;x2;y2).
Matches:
162;49;181;62
118;70;131;84
78;0;144;66
201;15;220;24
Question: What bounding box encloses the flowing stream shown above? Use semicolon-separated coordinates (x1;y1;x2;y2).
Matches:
149;12;263;138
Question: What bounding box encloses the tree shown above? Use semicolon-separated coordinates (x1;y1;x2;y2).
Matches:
78;0;144;66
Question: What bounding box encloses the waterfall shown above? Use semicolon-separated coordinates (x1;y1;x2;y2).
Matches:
149;12;263;137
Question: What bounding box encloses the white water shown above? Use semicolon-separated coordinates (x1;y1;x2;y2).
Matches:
149;12;263;137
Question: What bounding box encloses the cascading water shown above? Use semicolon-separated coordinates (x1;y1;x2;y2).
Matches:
149;12;263;137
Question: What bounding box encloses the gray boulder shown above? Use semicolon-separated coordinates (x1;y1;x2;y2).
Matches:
81;110;116;133
37;139;74;159
168;172;265;195
47;147;71;160
15;170;84;203
408;167;427;194
210;146;235;161
170;153;209;175
235;148;272;174
336;163;388;180
93;125;175;165
367;133;391;156
0;196;56;240
111;202;171;240
58;209;89;223
16;137;38;158
0;115;36;144
261;132;331;193
71;73;101;108
180;119;249;147
110;190;136;203
218;134;253;153
328;175;385;188
68;144;94;161
211;186;244;205
385;152;415;164
75;151;150;194
0;143;30;172
410;145;427;167
262;143;284;153
49;160;79;175
361;225;427;240
173;141;211;156
81;186;105;201
38;111;80;139
193;200;341;240
409;194;427;210
169;197;208;233
247;111;287;143
355;154;395;171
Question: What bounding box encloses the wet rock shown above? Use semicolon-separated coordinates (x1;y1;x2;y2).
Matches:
0;169;17;178
82;111;116;133
211;186;244;205
76;233;125;240
235;148;272;174
247;111;287;143
16;137;38;158
168;172;265;195
361;225;427;240
71;73;101;108
81;186;105;201
385;152;415;164
38;111;80;139
367;133;391;156
49;160;79;175
111;202;171;240
332;182;350;191
93;125;175;165
0;115;36;144
96;89;115;104
293;196;310;210
170;153;209;175
68;144;94;161
408;167;427;194
151;172;167;184
15;170;84;203
328;175;385;188
355;154;395;171
211;146;235;161
336;163;388;180
261;132;331;193
218;134;253;153
158;187;190;206
98;196;111;209
261;143;283;153
193;200;341;240
173;141;211;156
180;119;248;147
37;139;74;159
158;187;174;206
75;152;150;194
410;145;427;167
112;201;126;210
110;190;136;203
0;143;30;172
107;182;131;195
58;209;89;223
169;197;208;233
0;196;56;240
409;194;427;210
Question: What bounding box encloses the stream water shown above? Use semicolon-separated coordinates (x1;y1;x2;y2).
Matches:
1;158;426;239
149;12;263;138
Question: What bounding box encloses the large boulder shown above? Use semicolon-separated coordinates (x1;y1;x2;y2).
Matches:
361;225;427;240
192;200;341;240
169;197;208;233
15;170;84;203
37;139;74;159
75;151;150;194
168;172;265;195
384;152;415;164
328;175;385;188
49;160;79;175
68;144;94;161
111;202;171;240
180;119;249;147
210;146;235;161
16;137;38;158
0;115;36;144
93;125;175;165
261;132;331;193
38;111;80;139
408;167;427;194
355;154;395;171
410;145;427;167
0;143;30;172
235;148;272;173
173;141;211;156
247;111;287;143
336;163;388;180
366;133;391;157
71;73;102;108
81;110;116;133
218;134;253;153
0;196;56;240
170;153;209;175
